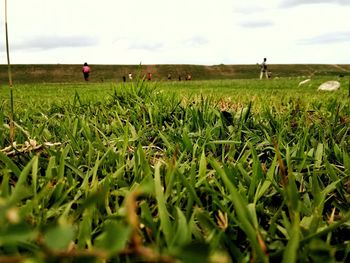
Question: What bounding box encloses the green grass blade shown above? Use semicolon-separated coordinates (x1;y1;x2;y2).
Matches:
9;157;35;204
0;151;21;177
282;213;300;263
154;161;172;245
211;158;268;262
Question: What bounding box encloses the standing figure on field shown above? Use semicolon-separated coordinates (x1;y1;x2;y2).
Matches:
147;72;152;81
82;62;91;81
259;58;268;80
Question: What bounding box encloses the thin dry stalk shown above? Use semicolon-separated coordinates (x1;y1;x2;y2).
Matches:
5;0;15;145
0;140;62;156
273;140;288;187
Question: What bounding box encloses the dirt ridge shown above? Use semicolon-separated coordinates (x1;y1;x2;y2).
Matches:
0;64;349;84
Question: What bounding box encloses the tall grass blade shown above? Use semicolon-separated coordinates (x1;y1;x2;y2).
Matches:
282;213;300;263
154;161;172;245
211;159;269;262
9;157;35;204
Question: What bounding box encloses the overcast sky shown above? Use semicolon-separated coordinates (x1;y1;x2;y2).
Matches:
0;0;349;65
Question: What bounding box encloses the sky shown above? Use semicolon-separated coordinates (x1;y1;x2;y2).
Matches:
0;0;349;65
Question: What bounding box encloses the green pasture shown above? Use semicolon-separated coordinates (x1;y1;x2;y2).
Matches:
0;78;349;262
1;77;349;105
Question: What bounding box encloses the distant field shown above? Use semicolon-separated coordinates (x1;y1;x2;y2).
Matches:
1;77;349;110
0;79;349;262
0;63;349;83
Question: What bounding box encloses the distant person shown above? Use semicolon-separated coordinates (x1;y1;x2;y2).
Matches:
259;58;268;80
178;75;182;81
167;73;172;80
82;62;91;81
122;75;126;82
128;72;133;80
147;72;152;81
186;74;192;80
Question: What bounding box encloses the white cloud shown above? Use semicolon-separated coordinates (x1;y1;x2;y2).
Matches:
128;42;164;52
239;20;275;28
12;35;98;51
183;37;209;48
281;0;350;7
299;31;350;45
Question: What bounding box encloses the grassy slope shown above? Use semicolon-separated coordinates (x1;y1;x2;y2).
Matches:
0;64;349;83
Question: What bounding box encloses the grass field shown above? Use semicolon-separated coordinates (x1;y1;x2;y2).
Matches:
0;77;349;262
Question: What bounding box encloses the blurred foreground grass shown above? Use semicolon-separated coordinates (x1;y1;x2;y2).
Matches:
0;78;349;262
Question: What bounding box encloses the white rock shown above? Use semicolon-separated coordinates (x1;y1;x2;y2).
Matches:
318;80;340;91
298;79;311;86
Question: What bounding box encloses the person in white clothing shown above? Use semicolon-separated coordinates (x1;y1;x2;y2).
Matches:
259;58;268;80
